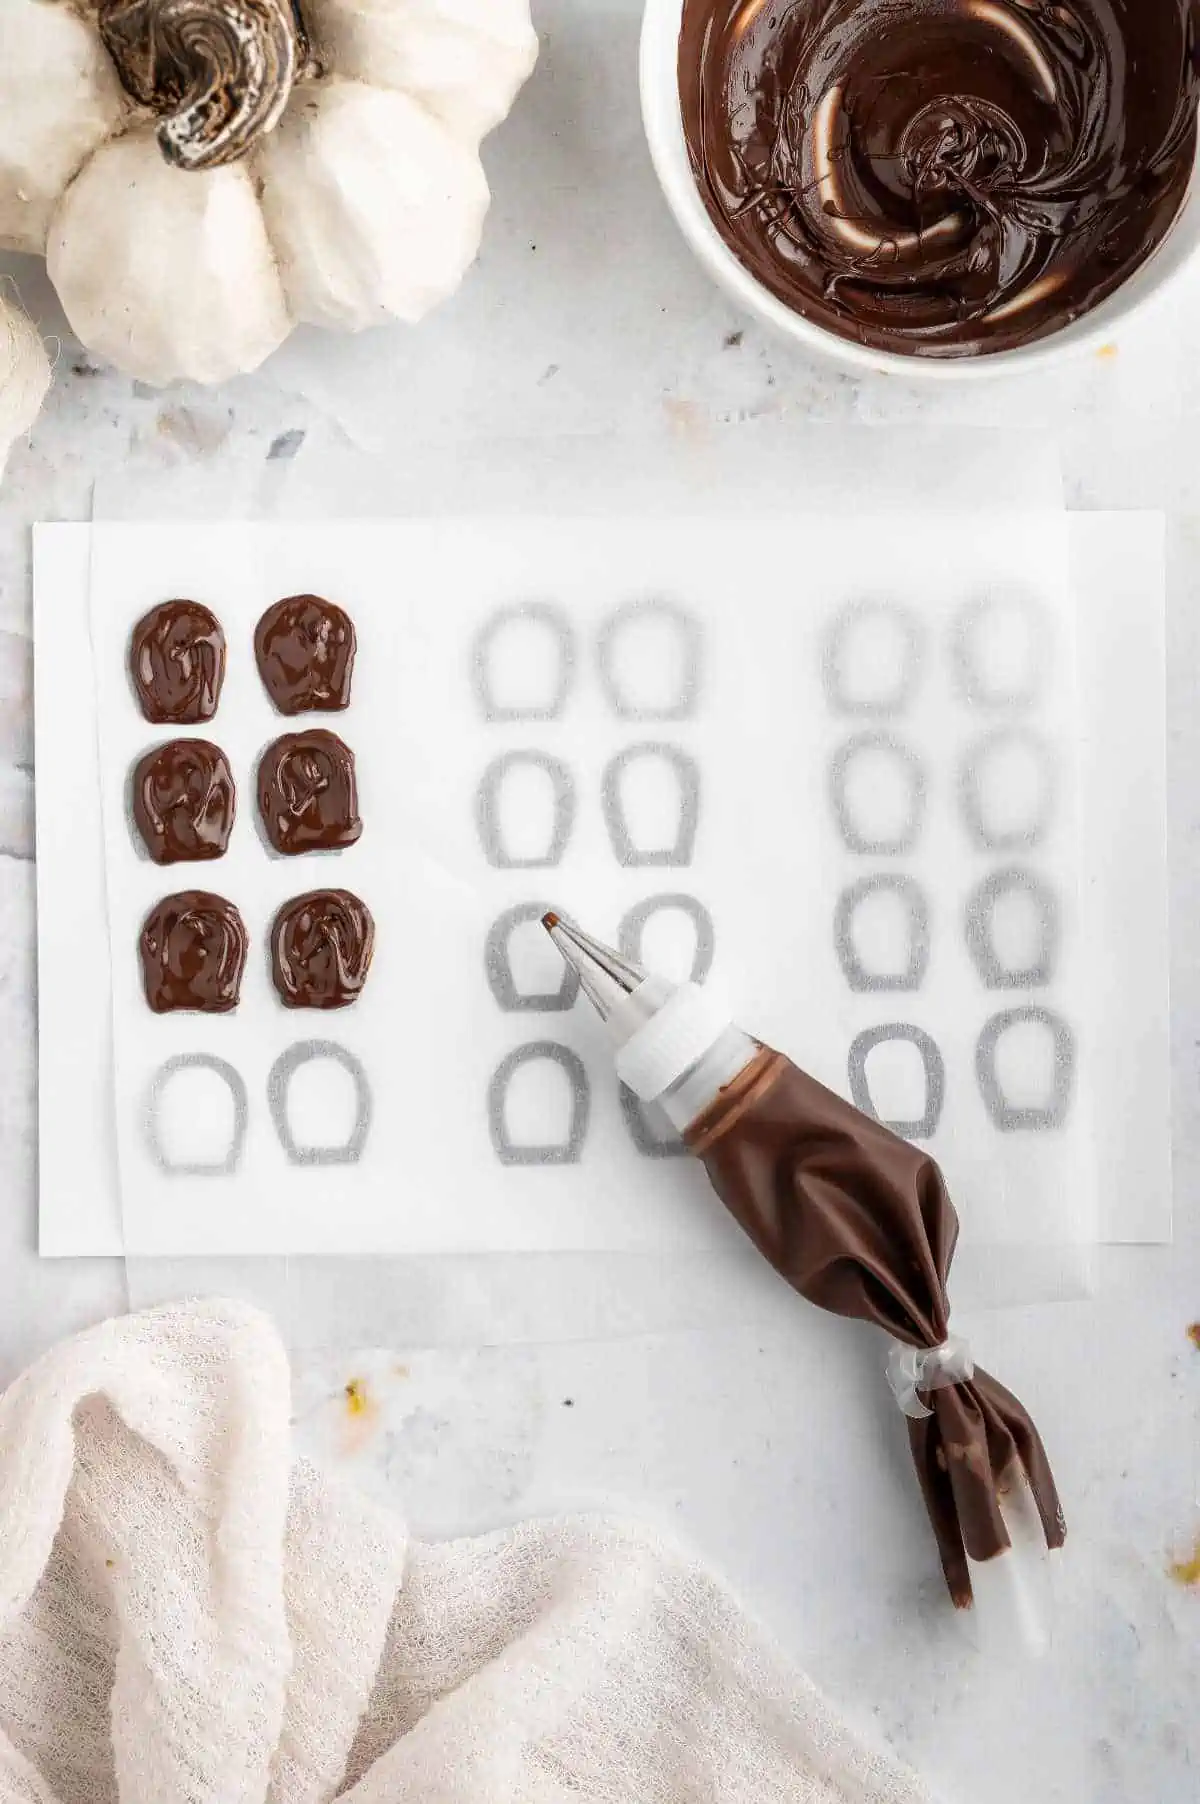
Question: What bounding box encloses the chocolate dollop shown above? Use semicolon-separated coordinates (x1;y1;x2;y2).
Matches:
257;728;362;854
255;594;357;715
679;0;1200;356
130;600;226;723
132;738;236;865
139;890;248;1013
271;888;375;1008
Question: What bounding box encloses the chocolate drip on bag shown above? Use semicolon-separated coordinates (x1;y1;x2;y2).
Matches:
688;1047;1066;1605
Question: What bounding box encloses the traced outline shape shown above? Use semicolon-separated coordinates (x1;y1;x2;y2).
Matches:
470;602;576;722
619;1083;687;1159
976;1006;1075;1132
965;866;1060;989
830;733;927;856
959;724;1057;852
601;742;700;868
821;597;922;717
486;901;581;1013
268;1040;373;1167
835;874;930;992
951;592;1047;711
597;597;702;721
848;1025;945;1140
487;1040;590;1166
475;750;576;870
144;1053;248;1177
618;892;715;986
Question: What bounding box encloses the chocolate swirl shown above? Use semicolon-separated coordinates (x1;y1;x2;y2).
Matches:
98;0;305;171
130;600;226;725
132;738;236;865
679;0;1200;357
139;890;248;1013
271;888;375;1008
257;729;362;854
255;594;357;715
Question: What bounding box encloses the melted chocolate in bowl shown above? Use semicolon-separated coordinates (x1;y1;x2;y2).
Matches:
679;0;1200;356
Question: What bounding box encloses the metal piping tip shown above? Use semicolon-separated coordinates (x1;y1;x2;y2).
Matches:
542;914;646;1023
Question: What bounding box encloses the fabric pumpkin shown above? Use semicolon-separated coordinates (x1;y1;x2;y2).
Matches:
0;0;537;384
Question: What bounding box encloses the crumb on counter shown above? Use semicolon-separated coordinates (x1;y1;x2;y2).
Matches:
1169;1540;1200;1587
344;1377;371;1417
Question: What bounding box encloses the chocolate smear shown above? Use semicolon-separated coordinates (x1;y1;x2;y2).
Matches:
130;600;226;723
131;738;236;864
140;890;248;1013
271;888;375;1008
255;593;356;714
679;0;1200;358
257;728;362;854
688;1047;1066;1605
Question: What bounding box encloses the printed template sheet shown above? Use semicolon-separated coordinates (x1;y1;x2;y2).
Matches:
34;518;1169;1291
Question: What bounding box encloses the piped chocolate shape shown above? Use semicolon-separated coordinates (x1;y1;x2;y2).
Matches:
271;888;375;1008
131;738;236;865
257;729;362;854
130;600;226;724
139;891;248;1014
255;594;356;714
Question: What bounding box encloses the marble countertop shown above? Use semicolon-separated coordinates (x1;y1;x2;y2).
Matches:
0;3;1197;1800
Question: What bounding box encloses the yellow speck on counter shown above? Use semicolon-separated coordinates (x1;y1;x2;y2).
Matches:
338;1375;382;1456
1097;343;1118;361
1169;1541;1200;1587
662;396;708;444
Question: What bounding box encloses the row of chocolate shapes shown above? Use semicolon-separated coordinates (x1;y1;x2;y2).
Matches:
130;595;356;724
140;889;374;1013
133;731;361;862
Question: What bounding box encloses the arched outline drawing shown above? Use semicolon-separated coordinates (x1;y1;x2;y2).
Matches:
959;724;1057;852
596;598;701;721
470;602;576;721
976;1006;1075;1131
835;874;930;992
144;1053;248;1176
485;901;581;1012
617;892;714;986
487;1041;591;1165
951;591;1047;711
965;867;1060;989
821;597;922;717
619;1084;687;1158
830;733;927;856
475;750;576;869
601;742;700;868
268;1040;373;1166
848;1024;945;1140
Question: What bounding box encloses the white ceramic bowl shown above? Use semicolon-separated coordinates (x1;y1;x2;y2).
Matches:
640;0;1200;380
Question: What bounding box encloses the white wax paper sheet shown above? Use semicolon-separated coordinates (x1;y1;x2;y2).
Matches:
43;511;1114;1291
33;429;1172;1341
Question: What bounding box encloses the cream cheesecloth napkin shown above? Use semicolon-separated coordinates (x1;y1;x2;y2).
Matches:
0;1300;927;1804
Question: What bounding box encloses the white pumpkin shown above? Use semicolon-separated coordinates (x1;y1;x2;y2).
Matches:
0;0;537;385
0;290;50;479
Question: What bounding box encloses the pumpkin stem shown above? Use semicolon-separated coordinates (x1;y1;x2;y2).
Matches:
97;0;311;170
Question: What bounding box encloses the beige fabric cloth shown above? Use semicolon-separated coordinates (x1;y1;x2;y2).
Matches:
0;1300;927;1804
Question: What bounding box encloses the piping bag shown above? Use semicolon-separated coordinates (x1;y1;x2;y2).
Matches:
545;915;1066;1625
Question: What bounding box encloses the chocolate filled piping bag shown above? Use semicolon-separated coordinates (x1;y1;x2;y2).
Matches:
544;915;1065;1624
